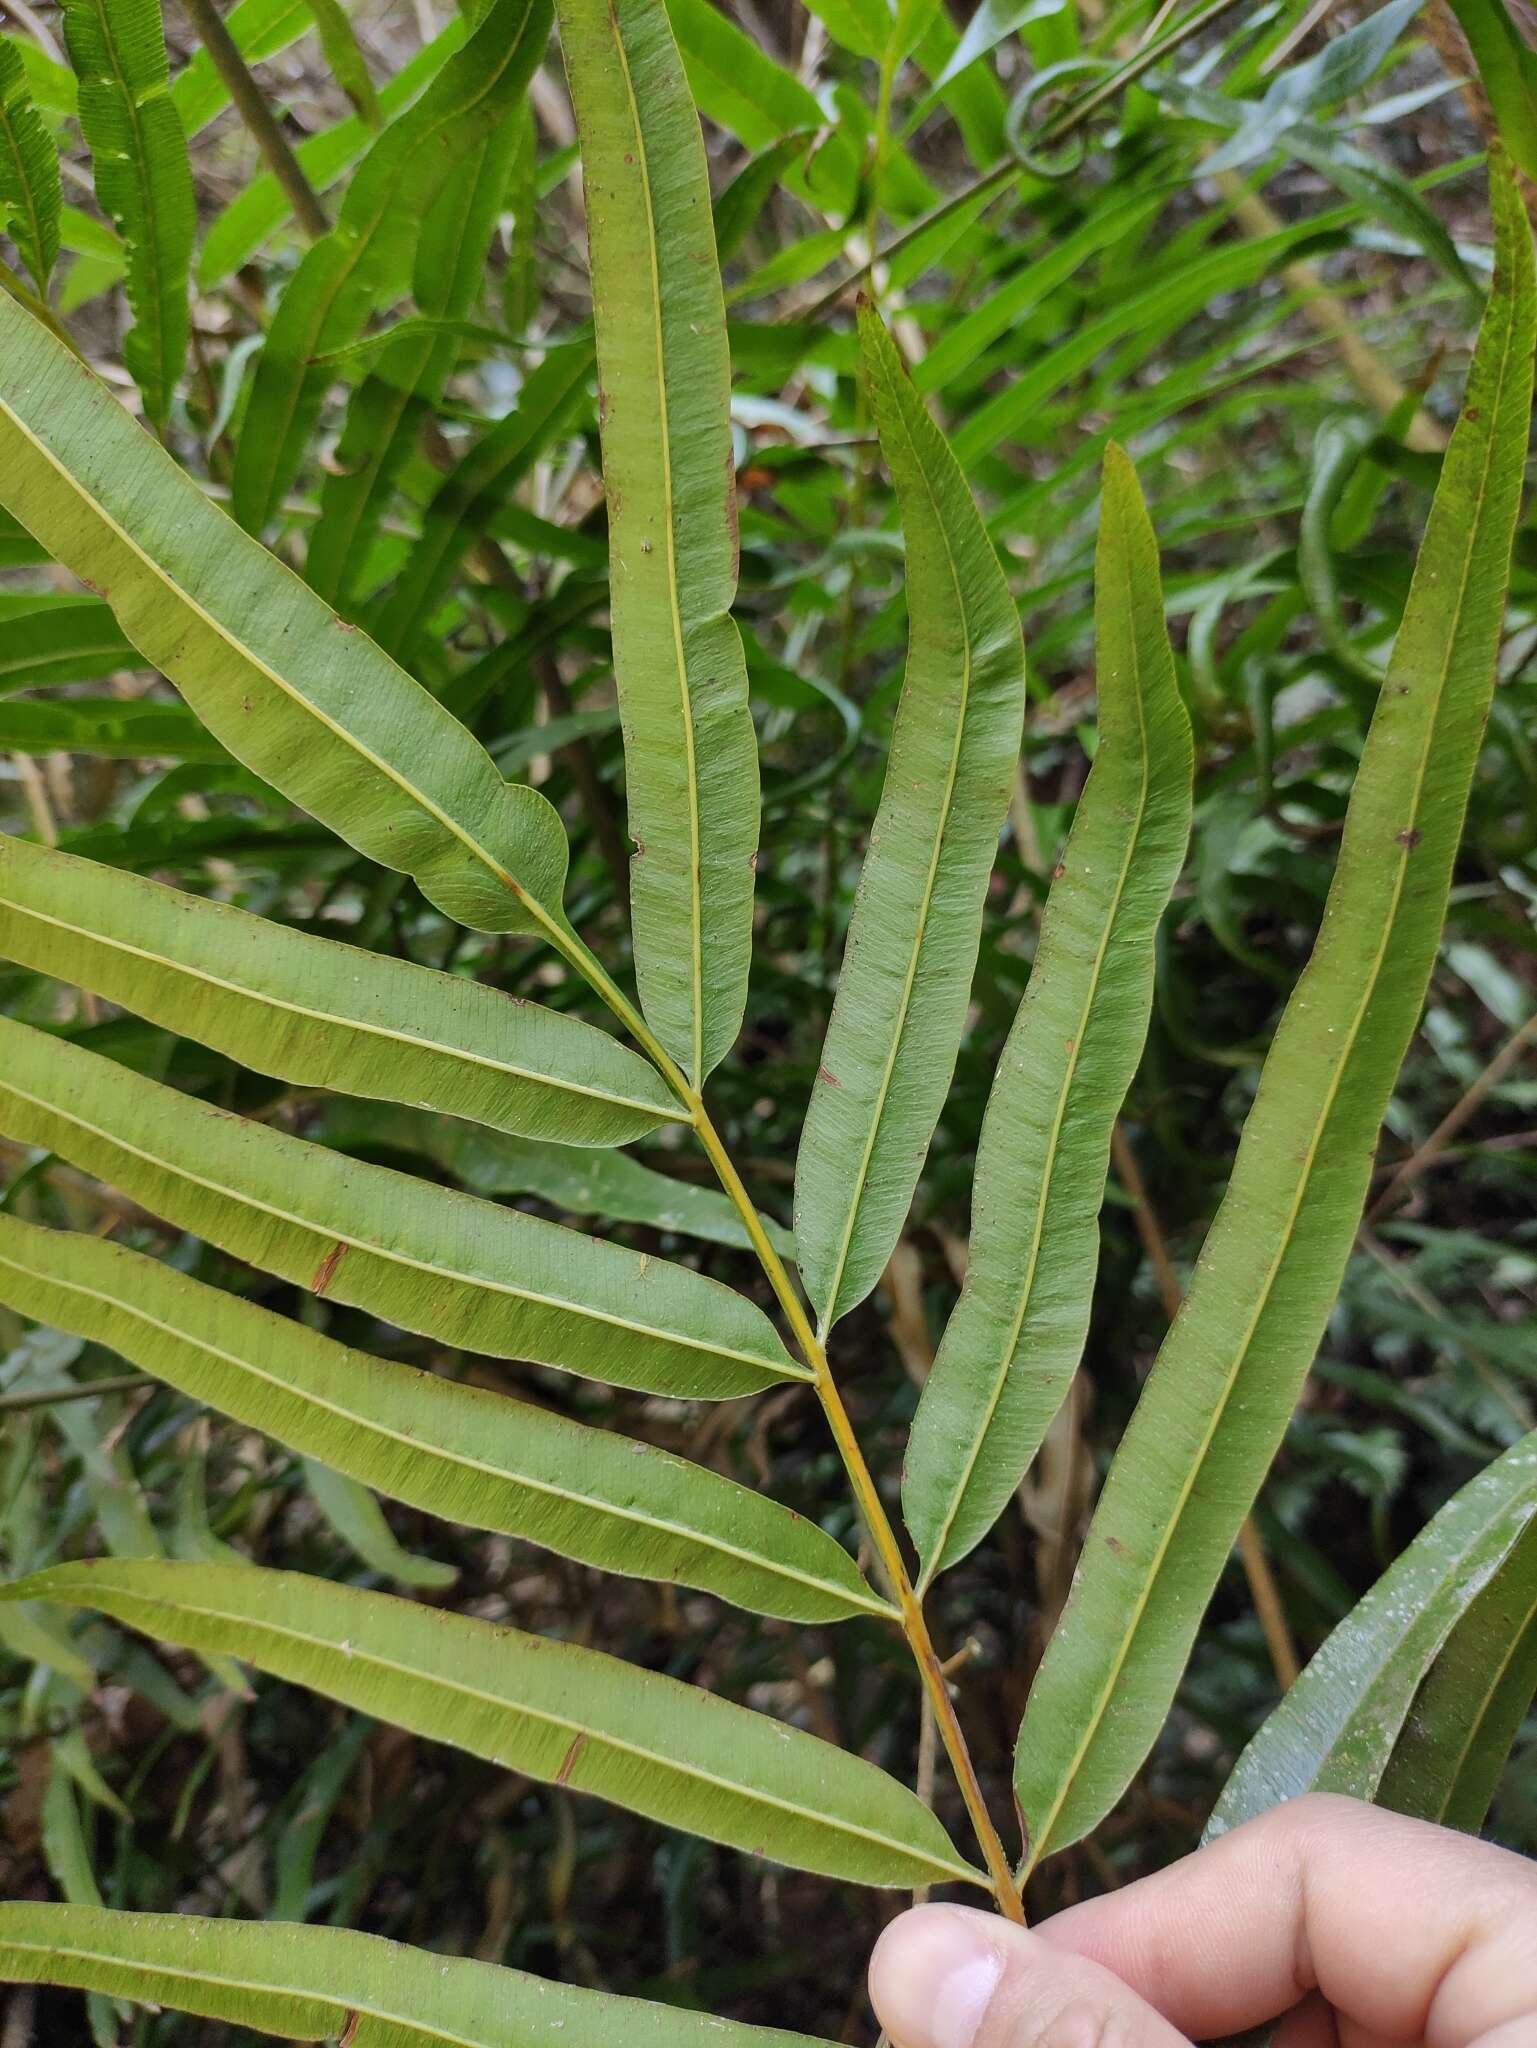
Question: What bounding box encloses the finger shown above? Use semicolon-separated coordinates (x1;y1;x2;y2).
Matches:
869;1902;1190;2048
1037;1793;1537;2045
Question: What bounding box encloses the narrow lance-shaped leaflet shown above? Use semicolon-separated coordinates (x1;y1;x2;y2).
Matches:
320;1102;797;1257
297;1459;457;1590
556;0;760;1086
1377;1510;1537;1835
795;302;1027;1333
905;445;1193;1584
0;1213;885;1625
1013;153;1537;1870
1209;1430;1537;1832
0;834;677;1147
0;1900;836;2048
305;0;381;126
0;1903;838;2046
194;21;466;289
1199;1437;1537;2048
0;600;136;692
0;1017;802;1401
305;126;519;612
6;1560;982;1891
374;339;594;661
0;291;571;938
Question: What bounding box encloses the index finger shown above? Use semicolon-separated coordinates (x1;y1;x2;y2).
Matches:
1039;1793;1537;2043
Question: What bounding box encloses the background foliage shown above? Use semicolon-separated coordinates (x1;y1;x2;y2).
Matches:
0;0;1535;2040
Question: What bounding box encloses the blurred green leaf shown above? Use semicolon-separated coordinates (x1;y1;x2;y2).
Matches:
0;37;60;292
60;0;193;424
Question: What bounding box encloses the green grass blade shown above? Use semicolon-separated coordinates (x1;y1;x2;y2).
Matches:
299;1460;457;1589
556;0;759;1086
0;698;223;761
375;339;593;658
905;446;1193;1583
14;1338;245;1694
664;0;821;146
195;22;464;286
795;304;1026;1334
305;128;515;610
954;214;1349;473
304;0;380;125
9;1560;980;1888
0;38;60;293
1287;125;1476;299
0;1213;884;1623
324;1102;794;1256
0;292;571;937
0;599;136;692
1378;1513;1537;1833
662;0;859;208
712;135;811;262
0;836;678;1146
913;188;1165;400
502;100;536;330
0;1604;95;1691
60;0;193;425
0;1018;803;1400
173;0;315;134
0;1903;836;2045
1013;154;1537;1870
1209;1431;1537;1835
231;0;549;534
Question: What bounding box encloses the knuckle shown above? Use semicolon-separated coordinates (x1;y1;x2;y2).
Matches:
983;1984;1139;2048
1036;1999;1139;2048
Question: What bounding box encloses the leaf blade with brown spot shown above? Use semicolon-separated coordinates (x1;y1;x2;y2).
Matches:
6;1560;982;1890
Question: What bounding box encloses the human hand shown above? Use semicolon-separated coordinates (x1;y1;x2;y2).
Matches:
868;1793;1537;2047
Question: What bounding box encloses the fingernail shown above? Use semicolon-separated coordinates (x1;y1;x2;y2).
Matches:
869;1906;1005;2048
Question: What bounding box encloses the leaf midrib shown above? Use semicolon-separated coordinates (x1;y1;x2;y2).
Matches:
44;1575;973;1881
921;514;1153;1580
313;364;427;599
1026;296;1516;1864
816;347;977;1333
0;1240;878;1615
0;1070;805;1378
0;890;679;1121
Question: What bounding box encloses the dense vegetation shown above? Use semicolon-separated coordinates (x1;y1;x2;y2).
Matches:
0;0;1534;2042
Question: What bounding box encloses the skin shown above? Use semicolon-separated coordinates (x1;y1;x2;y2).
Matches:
868;1793;1537;2048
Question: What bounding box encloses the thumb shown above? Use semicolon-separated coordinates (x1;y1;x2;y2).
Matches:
869;1904;1189;2048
